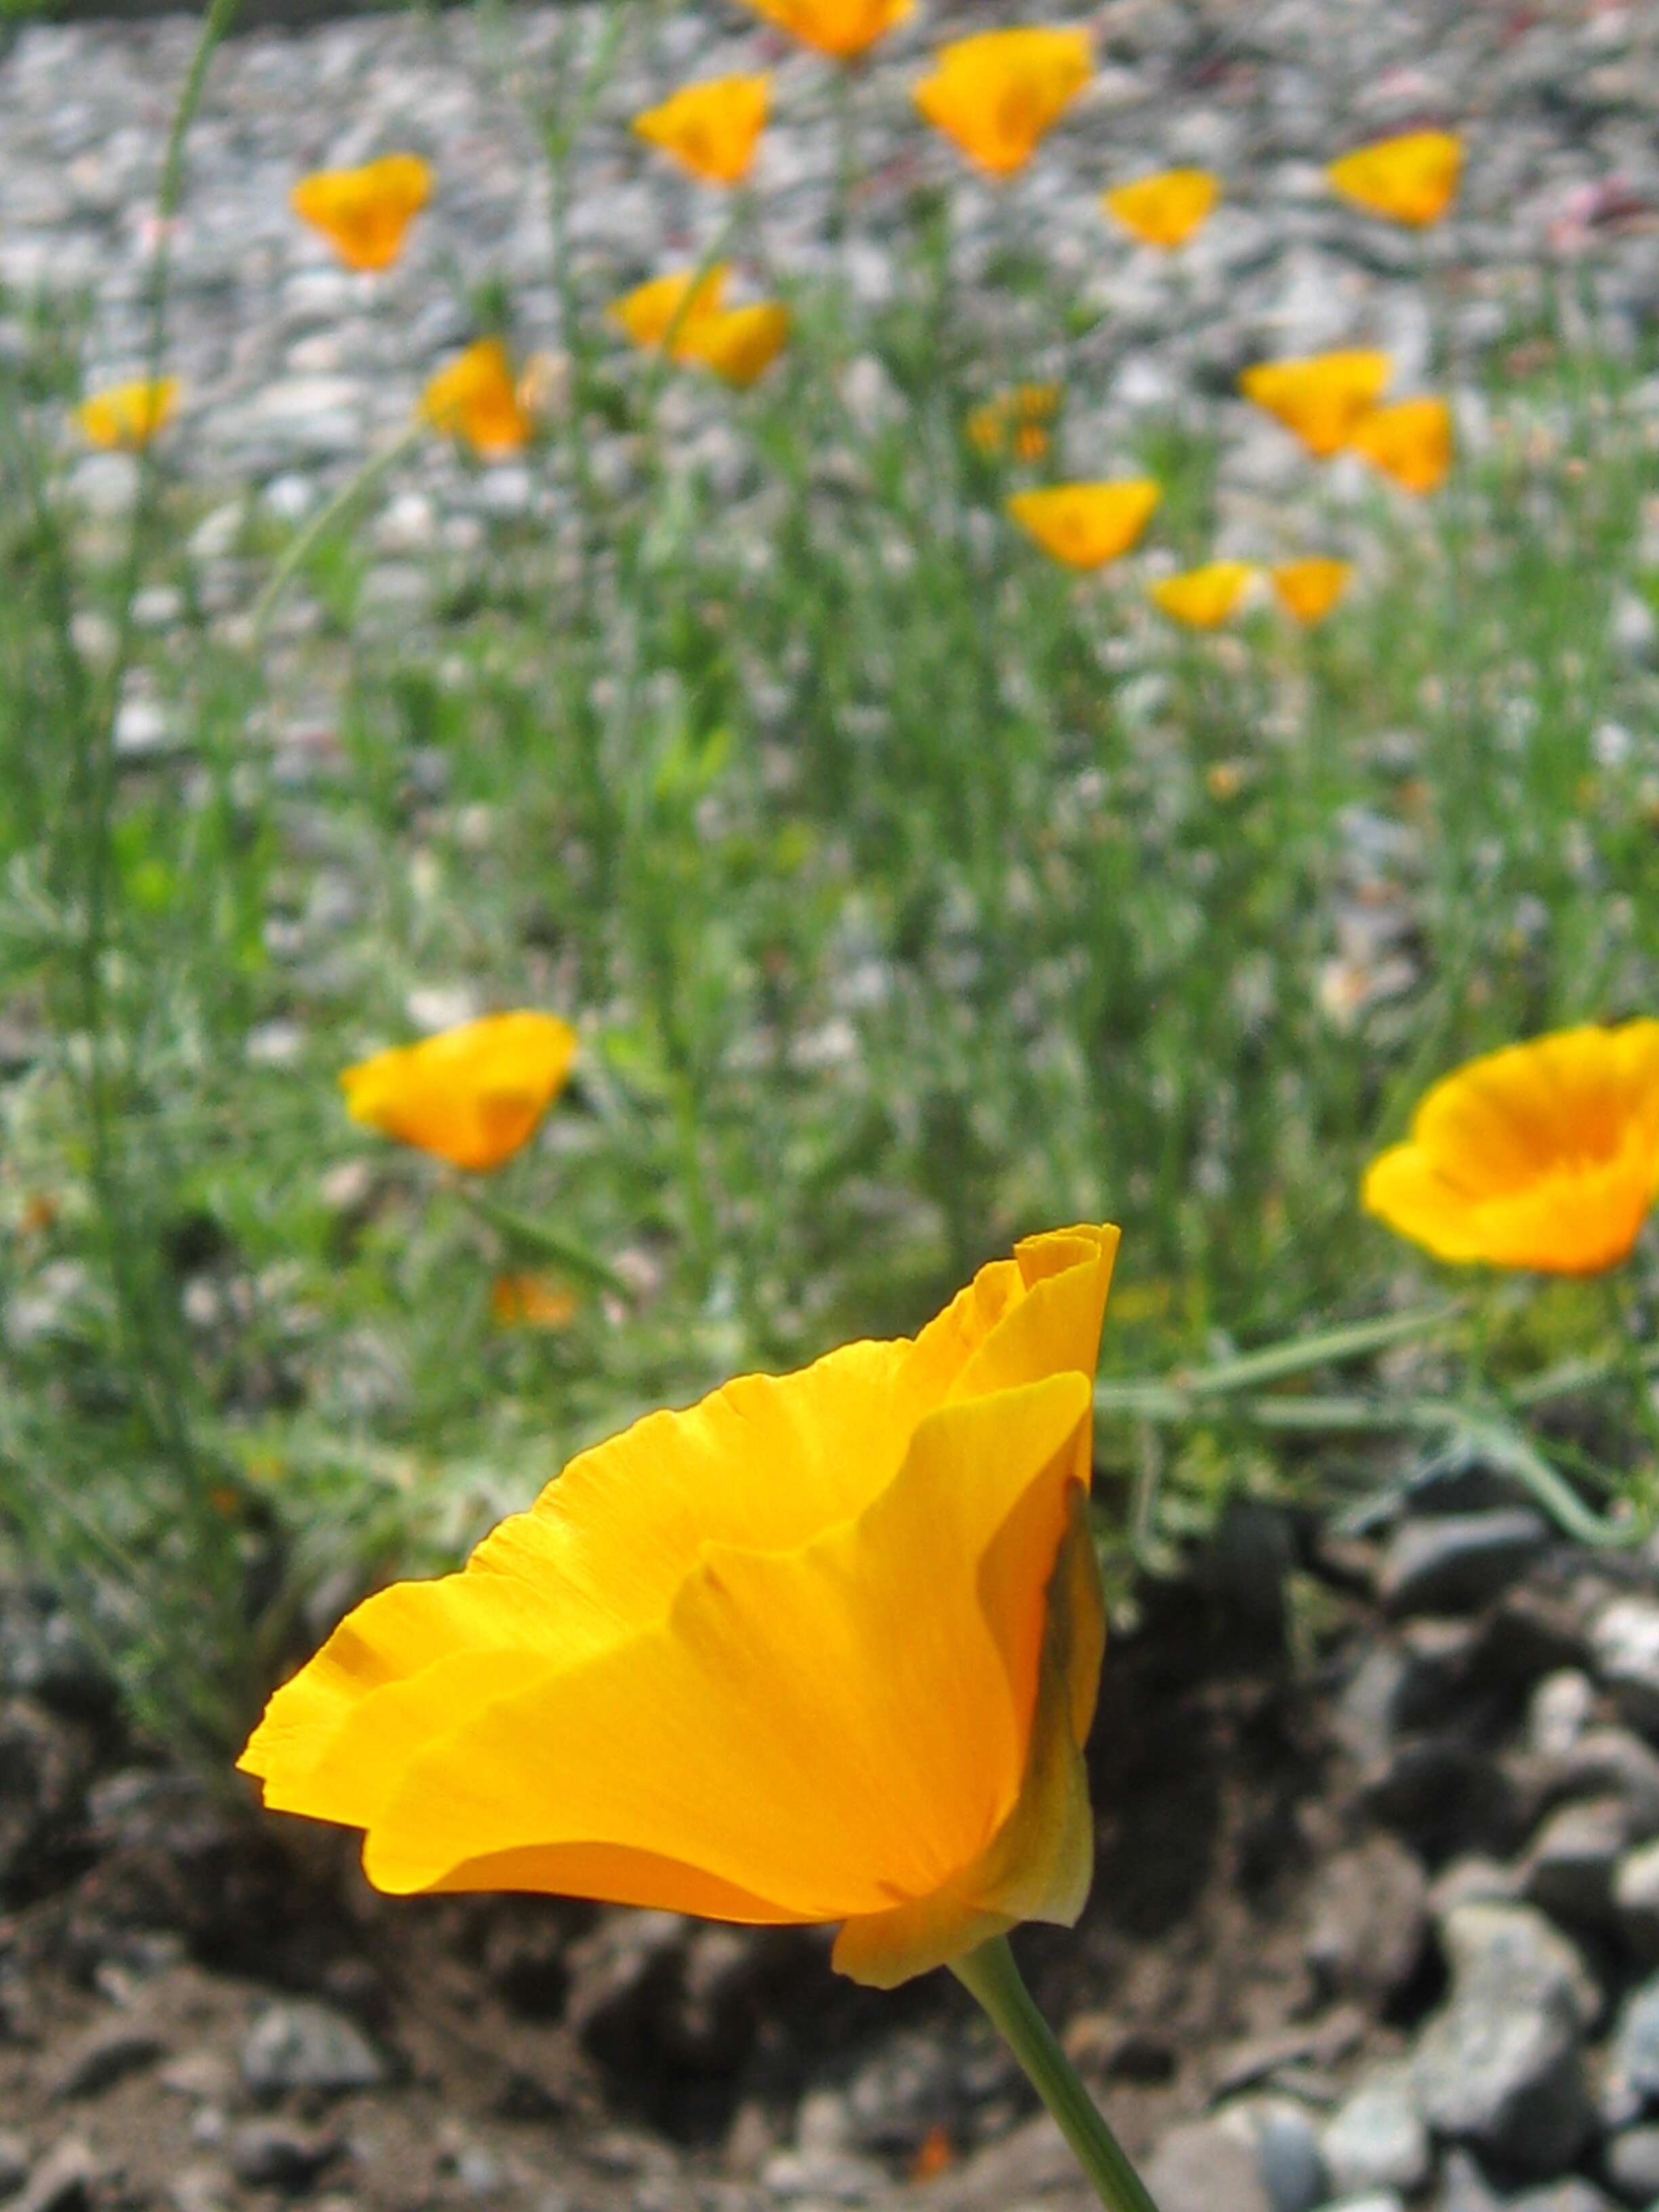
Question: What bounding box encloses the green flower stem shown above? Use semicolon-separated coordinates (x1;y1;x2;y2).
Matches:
951;1938;1163;2212
458;1189;631;1297
249;417;426;641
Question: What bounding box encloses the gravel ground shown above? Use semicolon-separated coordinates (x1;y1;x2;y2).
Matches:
1;0;1658;548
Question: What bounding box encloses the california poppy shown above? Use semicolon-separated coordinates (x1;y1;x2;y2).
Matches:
914;28;1090;179
1350;396;1452;494
422;340;536;458
740;0;912;60
291;153;432;273
683;302;792;387
610;268;731;359
1328;131;1462;229
340;1012;577;1172
1102;167;1219;250
1239;350;1393;459
1007;480;1160;570
967;384;1061;461
239;1225;1118;1990
1149;562;1256;629
1270;558;1353;624
1364;1025;1659;1274
491;1274;579;1330
632;76;769;187
75;377;180;451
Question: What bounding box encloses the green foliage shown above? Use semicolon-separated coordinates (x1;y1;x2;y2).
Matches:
3;0;1659;1759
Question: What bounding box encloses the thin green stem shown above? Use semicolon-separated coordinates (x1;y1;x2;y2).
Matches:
951;1939;1162;2212
249;417;425;640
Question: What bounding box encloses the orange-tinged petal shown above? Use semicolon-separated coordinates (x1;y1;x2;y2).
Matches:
240;1225;1118;1978
1008;480;1160;571
914;28;1090;179
1102;167;1219;249
491;1273;578;1329
421;338;537;458
340;1010;576;1170
1271;558;1352;623
741;0;912;59
357;1374;1094;1917
1240;350;1394;459
1328;131;1462;228
609;267;731;359
75;377;180;451
1349;396;1452;494
1149;561;1256;628
291;153;431;273
682;302;791;387
632;75;769;187
1362;1022;1659;1273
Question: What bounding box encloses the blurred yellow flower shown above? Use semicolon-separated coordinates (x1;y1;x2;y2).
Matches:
1239;350;1393;459
914;28;1091;179
1008;480;1160;570
1102;167;1219;249
1364;1023;1659;1273
291;153;432;272
683;302;792;387
491;1273;579;1330
75;377;180;451
742;0;912;60
632;75;770;186
1328;131;1462;229
968;384;1061;461
610;267;731;359
239;1224;1119;1988
1149;562;1256;628
422;340;536;457
1350;396;1452;493
1270;558;1353;624
340;1011;577;1172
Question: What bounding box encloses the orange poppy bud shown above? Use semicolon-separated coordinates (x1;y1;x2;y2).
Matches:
1269;558;1353;624
421;340;536;458
609;268;731;359
632;75;770;187
1328;131;1462;229
1349;396;1453;494
1101;167;1220;250
340;1012;577;1172
291;153;432;273
1007;480;1160;570
75;377;180;451
1149;562;1256;628
1239;350;1394;459
914;28;1090;179
740;0;912;60
682;302;792;387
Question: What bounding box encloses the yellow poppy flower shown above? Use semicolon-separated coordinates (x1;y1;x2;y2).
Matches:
1239;350;1394;459
1328;131;1462;229
340;1011;577;1172
914;28;1091;180
1007;480;1160;571
1101;167;1220;250
1363;1024;1659;1274
421;340;536;458
682;302;792;387
1149;562;1256;628
632;75;770;187
1349;396;1452;494
491;1274;579;1330
75;377;180;451
741;0;912;60
239;1225;1118;1988
1269;558;1353;624
609;267;731;359
967;384;1060;461
291;153;432;273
